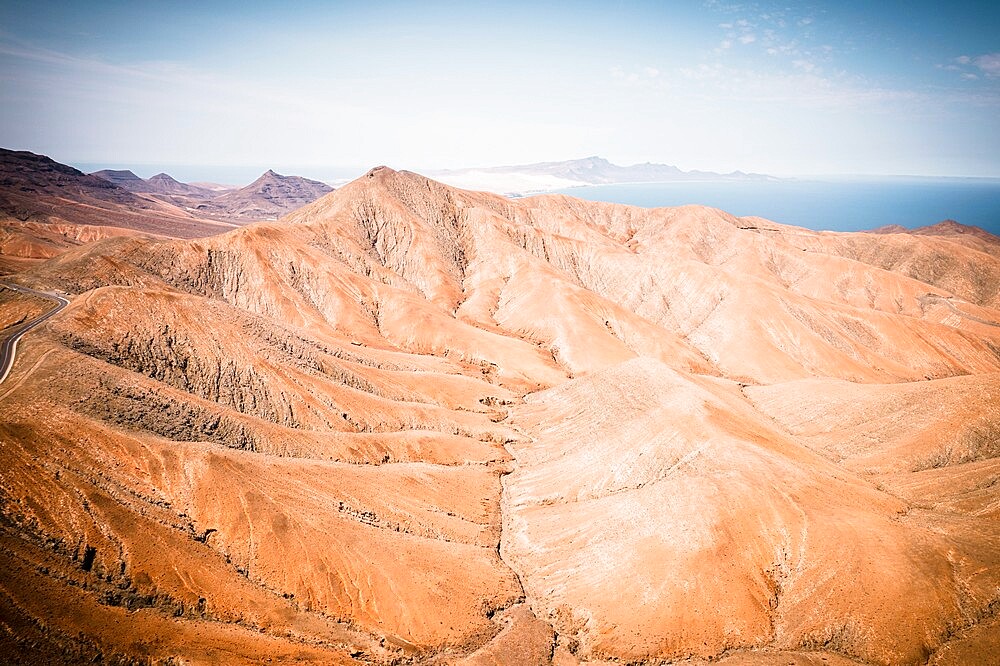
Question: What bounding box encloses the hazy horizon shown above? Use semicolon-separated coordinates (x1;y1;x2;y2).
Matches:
66;156;1000;188
65;155;1000;236
2;1;999;178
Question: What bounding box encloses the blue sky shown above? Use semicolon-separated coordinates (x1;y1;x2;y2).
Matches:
1;1;998;178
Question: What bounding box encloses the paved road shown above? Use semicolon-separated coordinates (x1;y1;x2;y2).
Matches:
0;283;70;384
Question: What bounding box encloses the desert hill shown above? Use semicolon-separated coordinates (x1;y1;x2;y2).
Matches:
92;168;217;197
0;151;342;274
0;166;998;664
90;168;148;191
144;172;220;197
0;149;236;269
193;169;334;220
1;149;144;213
91;166;333;222
872;219;1000;257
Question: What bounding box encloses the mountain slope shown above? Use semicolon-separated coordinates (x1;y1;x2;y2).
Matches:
90;168;148;191
195;169;333;220
144;172;219;197
873;219;1000;258
0;166;998;664
0;149;235;253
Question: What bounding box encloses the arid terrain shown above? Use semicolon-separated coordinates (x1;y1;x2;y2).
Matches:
1;158;999;665
195;169;334;221
0;150;336;276
93;166;334;222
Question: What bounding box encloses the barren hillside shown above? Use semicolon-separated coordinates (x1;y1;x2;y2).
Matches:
0;166;998;664
193;169;334;220
0;149;236;243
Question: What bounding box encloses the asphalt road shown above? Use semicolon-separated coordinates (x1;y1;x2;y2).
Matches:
0;283;70;384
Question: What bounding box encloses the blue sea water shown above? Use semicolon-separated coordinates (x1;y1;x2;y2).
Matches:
551;179;1000;237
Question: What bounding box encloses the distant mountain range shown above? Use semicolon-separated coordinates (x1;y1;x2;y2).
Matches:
0;148;234;242
92;169;219;198
90;167;334;221
433;156;780;194
0;149;342;272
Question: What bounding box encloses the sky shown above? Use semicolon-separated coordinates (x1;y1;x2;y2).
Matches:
1;0;999;179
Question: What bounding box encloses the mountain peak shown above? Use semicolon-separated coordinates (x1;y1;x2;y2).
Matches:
246;169;283;186
365;165;397;179
924;219;966;233
916;219;999;242
91;169;145;190
93;168;141;179
198;168;333;220
149;172;180;183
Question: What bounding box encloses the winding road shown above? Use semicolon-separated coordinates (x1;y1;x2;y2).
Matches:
0;283;70;384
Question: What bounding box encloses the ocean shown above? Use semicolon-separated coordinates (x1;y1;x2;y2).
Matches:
551;179;1000;236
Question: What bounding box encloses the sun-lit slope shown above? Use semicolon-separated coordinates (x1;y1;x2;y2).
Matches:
0;278;527;658
2;166;999;664
745;373;1000;474
27;168;717;383
0;285;51;330
745;372;1000;550
38;166;999;385
505;196;1000;382
0;219;147;274
51;286;520;438
745;219;1000;308
503;358;1000;664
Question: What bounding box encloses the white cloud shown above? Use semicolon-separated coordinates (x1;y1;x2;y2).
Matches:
720;39;733;50
974;53;1000;77
941;53;1000;80
644;66;660;78
738;33;756;44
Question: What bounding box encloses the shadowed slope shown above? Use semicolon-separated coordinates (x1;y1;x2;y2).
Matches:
0;149;235;241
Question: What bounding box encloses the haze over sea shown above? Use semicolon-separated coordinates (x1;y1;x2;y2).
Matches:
75;157;1000;237
554;179;1000;236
